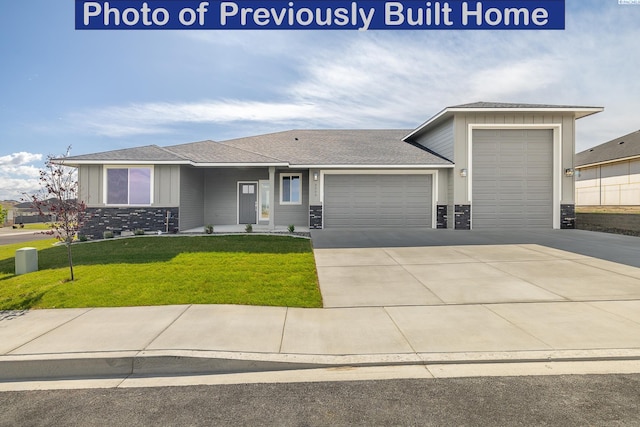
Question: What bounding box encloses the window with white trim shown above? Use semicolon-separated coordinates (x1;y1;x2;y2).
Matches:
280;173;301;205
105;167;152;205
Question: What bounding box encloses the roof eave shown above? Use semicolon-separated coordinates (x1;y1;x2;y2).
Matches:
576;154;640;169
404;106;604;141
291;164;455;169
54;160;192;167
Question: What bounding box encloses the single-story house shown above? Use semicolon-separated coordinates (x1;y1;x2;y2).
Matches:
575;129;640;206
60;102;602;238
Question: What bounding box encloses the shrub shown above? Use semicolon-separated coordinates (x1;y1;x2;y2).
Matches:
204;224;214;234
103;230;114;239
78;234;88;242
245;224;253;233
288;224;295;233
134;228;145;236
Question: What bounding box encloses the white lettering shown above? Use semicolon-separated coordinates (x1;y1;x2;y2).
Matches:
104;2;121;25
334;7;349;25
462;2;550;27
532;8;548;25
484;7;501;26
219;2;238;25
254;8;270;25
84;2;102;25
503;7;529;25
179;7;197;25
196;2;209;25
462;1;482;26
152;8;169;25
385;2;404;25
358;6;375;30
122;7;140;25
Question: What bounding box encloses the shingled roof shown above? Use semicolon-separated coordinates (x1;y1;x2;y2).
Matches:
60;145;187;164
576;129;640;167
220;129;451;166
60;129;453;167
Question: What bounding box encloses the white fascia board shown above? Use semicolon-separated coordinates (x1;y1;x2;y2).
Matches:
58;160;289;167
291;164;454;169
444;107;603;119
404;106;604;141
192;162;289;167
55;160;190;166
403;107;449;141
576;154;640;169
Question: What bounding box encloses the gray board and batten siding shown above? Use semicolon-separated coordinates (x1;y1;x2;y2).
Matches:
200;168;309;228
77;164;180;208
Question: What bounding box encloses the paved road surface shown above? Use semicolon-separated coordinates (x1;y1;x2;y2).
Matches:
1;375;638;426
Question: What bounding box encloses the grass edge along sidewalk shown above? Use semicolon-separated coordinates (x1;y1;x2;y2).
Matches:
0;235;322;310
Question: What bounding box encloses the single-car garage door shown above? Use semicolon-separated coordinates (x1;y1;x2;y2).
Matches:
324;174;432;228
472;129;553;229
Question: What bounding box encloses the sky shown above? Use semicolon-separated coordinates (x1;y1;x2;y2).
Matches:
0;0;639;200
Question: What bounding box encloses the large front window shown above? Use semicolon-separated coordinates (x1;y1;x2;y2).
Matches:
280;174;301;205
106;167;152;205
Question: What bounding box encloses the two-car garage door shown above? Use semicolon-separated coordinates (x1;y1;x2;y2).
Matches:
472;129;554;229
324;174;432;228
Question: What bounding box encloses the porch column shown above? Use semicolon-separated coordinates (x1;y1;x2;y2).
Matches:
269;166;275;230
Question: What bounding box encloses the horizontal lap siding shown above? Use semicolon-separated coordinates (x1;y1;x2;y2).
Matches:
324;175;432;228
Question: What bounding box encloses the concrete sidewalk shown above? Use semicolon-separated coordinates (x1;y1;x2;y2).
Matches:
2;236;640;383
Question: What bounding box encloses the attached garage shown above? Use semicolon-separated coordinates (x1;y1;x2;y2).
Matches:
323;174;433;228
472;129;554;229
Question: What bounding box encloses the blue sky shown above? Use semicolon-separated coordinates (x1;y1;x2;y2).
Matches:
1;0;639;200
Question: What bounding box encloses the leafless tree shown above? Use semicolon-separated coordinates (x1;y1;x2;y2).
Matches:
25;147;87;281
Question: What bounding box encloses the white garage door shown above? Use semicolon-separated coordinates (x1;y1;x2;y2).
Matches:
472;129;553;229
324;174;432;228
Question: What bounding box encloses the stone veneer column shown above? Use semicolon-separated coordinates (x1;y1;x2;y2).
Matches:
561;204;576;229
436;205;448;229
309;205;323;229
454;205;471;230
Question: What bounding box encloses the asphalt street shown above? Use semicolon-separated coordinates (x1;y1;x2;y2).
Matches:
1;375;639;426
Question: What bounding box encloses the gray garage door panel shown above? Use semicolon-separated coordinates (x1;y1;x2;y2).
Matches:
473;129;553;229
324;175;432;228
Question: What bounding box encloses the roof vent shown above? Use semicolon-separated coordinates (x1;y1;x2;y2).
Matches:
294;137;299;141
619;141;625;145
589;149;594;152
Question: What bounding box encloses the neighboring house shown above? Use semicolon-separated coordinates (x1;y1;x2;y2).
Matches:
575;130;640;206
60;102;602;238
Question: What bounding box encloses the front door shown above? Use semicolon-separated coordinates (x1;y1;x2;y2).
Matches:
238;182;257;224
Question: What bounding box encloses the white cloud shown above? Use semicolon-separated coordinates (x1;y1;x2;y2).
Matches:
65;4;640;151
0;152;43;201
0;152;42;166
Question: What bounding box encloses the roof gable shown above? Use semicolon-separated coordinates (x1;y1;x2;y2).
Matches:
405;101;604;141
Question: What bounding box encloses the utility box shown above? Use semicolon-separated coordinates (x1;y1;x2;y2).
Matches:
15;247;38;275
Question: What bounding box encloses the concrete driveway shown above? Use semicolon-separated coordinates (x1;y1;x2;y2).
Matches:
311;229;640;308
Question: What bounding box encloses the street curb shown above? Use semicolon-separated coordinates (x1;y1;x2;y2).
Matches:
3;349;640;382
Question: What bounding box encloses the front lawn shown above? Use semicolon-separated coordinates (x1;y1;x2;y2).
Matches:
0;235;322;310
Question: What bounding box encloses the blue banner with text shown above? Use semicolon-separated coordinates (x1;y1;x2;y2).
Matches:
76;0;565;30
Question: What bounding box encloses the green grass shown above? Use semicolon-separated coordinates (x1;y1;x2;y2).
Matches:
0;235;322;310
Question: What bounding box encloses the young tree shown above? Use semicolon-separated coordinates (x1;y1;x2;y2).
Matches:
25;147;87;281
0;205;7;226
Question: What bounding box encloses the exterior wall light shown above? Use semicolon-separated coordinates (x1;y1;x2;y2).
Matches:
564;168;574;177
313;172;319;181
460;168;468;177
